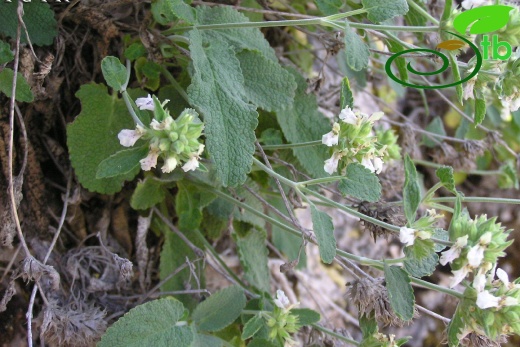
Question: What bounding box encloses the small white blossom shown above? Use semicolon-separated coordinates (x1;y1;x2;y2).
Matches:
367;111;384;123
339;107;357;125
182;156;199;172
361;156;375;173
322;130;339;147
399;227;416;247
118;126;145;147
140;149;159;171
450;265;471;288
463;77;476;100
135;94;155;111
467;232;492;267
150;116;174;131
473;273;486;292
476;290;500;309
497;268;510;286
324;152;341;175
274;289;290;309
440;235;468;266
373;157;384;174
501;296;519;307
461;0;492;10
196;144;205;156
162;156;178;173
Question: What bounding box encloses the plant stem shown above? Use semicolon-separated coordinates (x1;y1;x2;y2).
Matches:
261;140;322;150
252;157;298;188
441;0;453;23
413;278;463;299
406;0;440;24
159;66;190;103
311;324;360;346
298;176;344;187
430;196;520;204
413;159;502;176
122;91;145;127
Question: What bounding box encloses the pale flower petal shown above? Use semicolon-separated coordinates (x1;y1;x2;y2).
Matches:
118;129;143;147
439;235;468;266
368;111;384;123
139;150;159;171
479;232;492;245
339;107;357;125
324;153;340;175
182;157;199;172
274;289;290;309
322;131;339;147
496;268;510;287
467;245;485;268
461;0;492;10
361;156;375;173
501;296;519;307
476;290;500;309
161;156;178;173
135;94;155;111
197;144;205;156
450;266;470;288
463;77;476;100
473;273;486;292
399;227;416;247
150;119;161;130
373;157;384;174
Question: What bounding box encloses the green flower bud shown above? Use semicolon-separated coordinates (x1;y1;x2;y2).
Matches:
172;141;184;154
169;132;179;142
158;139;170;152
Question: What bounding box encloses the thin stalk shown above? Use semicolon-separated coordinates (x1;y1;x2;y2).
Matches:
406;0;440;25
261;140;322;150
441;0;453;23
430;196;520;204
311;324;360;346
413;278;463;299
159;66;190;103
413;159;502;176
252;157;298;188
298;176;344;187
122;91;145;127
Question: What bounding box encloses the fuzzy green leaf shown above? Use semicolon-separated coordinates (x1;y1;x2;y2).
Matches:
344;23;370;71
130;177;167;210
0;40;14;64
362;0;409;23
338;163;381;202
0;68;34;102
310;205;336;264
235;228;271;293
241;314;264;340
0;2;57;46
359;313;378;337
236;50;297;112
98;298;193;347
176;182;216;231
188;29;257;187
446;305;465;347
291;308;321;327
67;84;140;194
386;39;409;82
404;243;439;278
403;154;421;224
315;0;344;15
436;166;457;194
423;117;446;148
248;339;278;347
195;6;277;61
474;88;486;125
384;264;415;321
432;228;449;252
96;146;148;179
276;69;330;178
340;77;354;109
101;56;128;92
498;160;519;189
192;285;246;332
151;0;196;25
449;53;464;104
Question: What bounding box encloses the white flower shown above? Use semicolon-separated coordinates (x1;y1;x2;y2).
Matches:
150;116;173;131
322;130;339;147
367;111;384;123
118;126;145;147
461;0;492;10
139;149;159;171
467;232;492;267
463;76;476;100
450;265;471;288
497;268;510;286
182;156;199;172
476;290;500;309
274;289;290;309
373;157;383;174
439;235;468;266
339;107;357;125
501;296;519;307
361;156;375;173
399;227;416;247
473;273;486;292
324;152;341;175
196;144;205;156
162;156;178;173
135;94;155;111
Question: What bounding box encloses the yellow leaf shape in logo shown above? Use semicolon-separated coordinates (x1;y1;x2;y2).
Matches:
436;40;466;51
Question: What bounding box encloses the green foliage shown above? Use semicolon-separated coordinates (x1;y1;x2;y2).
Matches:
0;40;14;64
498;160;519;189
187;29;257;187
383;264;415;321
236;50;297;112
276;69;330;178
344;23;370;71
403;154;421;224
362;0;409;23
0;68;34;102
176;182;216;231
241;314;264;340
151;0;196;25
404;243;439;278
0;1;57;46
67;84;140;194
310;205;336;264
436;166;457;194
338;163;382;202
423;117;446;148
340;77;354;109
385;39;409;82
101;56;128;92
359;313;378;337
192;285;246;332
449;53;464;104
234;227;271;293
98;298;193;347
290;308;320;327
96;145;148;179
130;177;167;210
315;0;344;15
474;87;487;125
446;305;465;347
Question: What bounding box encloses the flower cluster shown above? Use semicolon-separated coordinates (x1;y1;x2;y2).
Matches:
497;51;520;119
118;95;204;173
399;209;443;247
322;107;392;175
265;290;300;346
